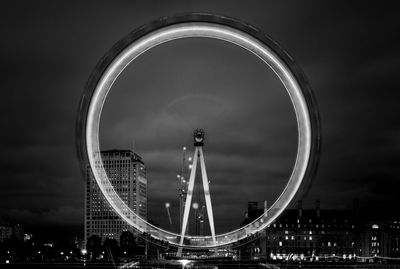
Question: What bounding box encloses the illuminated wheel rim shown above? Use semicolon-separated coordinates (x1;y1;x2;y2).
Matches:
76;14;320;249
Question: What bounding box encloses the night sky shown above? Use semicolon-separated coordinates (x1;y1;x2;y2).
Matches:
1;1;400;240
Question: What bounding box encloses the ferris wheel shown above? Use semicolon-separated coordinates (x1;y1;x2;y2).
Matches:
76;13;320;250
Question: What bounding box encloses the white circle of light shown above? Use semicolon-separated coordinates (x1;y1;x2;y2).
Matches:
86;23;311;248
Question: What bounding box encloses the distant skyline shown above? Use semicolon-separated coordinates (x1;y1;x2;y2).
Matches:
1;1;400;240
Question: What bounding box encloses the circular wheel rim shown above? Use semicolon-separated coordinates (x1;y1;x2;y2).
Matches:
76;14;321;249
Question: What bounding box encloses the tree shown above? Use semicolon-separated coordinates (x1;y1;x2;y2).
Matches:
103;238;120;261
87;235;102;260
120;231;136;255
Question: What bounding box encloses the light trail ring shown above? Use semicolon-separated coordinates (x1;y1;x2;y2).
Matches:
76;14;321;249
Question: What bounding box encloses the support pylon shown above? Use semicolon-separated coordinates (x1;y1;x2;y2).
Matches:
177;129;216;256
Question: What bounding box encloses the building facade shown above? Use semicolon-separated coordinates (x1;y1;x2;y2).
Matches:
0;220;24;242
238;201;400;262
84;149;147;246
239;200;357;261
358;220;400;261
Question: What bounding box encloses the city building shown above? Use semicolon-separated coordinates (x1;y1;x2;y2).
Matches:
84;149;147;246
357;220;400;261
239;200;358;261
238;200;400;263
0;220;24;242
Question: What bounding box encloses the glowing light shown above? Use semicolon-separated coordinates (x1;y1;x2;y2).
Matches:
192;202;199;209
81;249;87;255
165;202;170;208
179;259;191;266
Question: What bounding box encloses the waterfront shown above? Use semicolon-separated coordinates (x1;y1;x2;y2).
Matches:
3;262;400;269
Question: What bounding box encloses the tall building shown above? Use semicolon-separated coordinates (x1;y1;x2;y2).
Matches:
84;149;147;246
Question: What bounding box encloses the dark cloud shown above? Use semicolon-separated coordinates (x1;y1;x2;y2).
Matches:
1;1;400;239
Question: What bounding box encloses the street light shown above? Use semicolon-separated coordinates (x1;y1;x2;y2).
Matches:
179;259;191;268
165;202;172;225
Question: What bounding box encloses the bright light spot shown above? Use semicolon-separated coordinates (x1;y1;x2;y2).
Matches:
179;259;191;266
165;202;170;208
38;251;41;254
188;164;193;169
5;260;9;264
60;252;64;255
188;157;192;162
192;202;199;209
372;224;379;229
177;174;181;179
124;251;127;255
81;249;87;255
183;146;187;151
